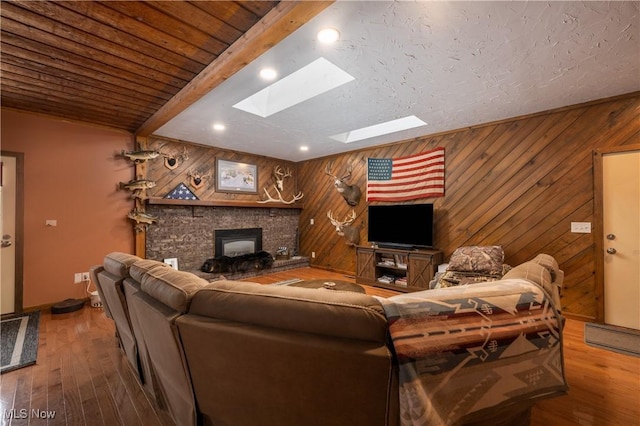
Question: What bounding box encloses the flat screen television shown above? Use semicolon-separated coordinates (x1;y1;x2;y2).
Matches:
367;203;434;249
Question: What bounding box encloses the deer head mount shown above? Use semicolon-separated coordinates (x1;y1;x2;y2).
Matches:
257;165;304;204
327;210;361;246
272;165;292;191
187;168;212;190
325;161;362;206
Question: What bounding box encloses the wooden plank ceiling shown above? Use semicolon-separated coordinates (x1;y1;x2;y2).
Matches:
0;1;279;132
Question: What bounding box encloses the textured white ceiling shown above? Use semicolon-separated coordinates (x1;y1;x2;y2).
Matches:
155;1;640;161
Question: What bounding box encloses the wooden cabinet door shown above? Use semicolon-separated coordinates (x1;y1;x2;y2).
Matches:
356;247;376;283
407;253;435;289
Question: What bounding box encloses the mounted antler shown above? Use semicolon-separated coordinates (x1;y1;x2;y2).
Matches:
273;165;292;191
257;185;304;205
327;210;356;234
159;146;189;170
257;165;302;204
327;210;360;246
187;168;212;189
325;161;362;206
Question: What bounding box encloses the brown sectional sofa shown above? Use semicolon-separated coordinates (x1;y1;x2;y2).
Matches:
180;280;397;426
93;252;566;426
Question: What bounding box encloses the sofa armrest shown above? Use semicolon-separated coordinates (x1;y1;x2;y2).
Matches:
502;254;563;310
380;278;567;425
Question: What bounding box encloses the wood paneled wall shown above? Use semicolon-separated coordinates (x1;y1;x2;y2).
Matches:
297;93;640;319
144;137;300;203
141;94;638;319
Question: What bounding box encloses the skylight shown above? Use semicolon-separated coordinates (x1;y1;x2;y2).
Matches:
233;57;355;118
330;115;428;143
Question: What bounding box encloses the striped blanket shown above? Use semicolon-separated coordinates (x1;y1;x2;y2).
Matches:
378;278;568;425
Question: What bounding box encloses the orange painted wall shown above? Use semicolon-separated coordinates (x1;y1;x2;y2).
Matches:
1;109;135;308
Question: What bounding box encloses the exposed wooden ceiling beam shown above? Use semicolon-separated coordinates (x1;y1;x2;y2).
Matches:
136;1;334;138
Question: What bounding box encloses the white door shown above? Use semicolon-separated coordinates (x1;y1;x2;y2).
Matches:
603;150;640;330
1;156;17;315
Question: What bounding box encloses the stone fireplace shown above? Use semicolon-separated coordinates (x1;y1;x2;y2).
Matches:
215;228;262;257
145;205;301;272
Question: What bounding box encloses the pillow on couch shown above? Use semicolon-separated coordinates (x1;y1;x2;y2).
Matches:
447;245;505;275
432;246;507;289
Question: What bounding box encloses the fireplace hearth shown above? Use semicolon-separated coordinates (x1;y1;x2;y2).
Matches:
201;250;274;274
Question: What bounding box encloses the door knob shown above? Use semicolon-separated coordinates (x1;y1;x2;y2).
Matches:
1;240;11;248
606;234;616;240
606;247;617;255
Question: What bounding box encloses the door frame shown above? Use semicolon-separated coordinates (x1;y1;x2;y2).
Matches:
593;143;640;323
1;151;24;316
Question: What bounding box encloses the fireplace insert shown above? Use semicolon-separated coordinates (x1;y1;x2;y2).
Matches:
215;228;262;257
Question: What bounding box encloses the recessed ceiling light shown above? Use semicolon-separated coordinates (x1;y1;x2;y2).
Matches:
212;123;226;131
259;68;277;81
299;146;309;151
317;28;340;43
330;116;428;143
233;57;355;118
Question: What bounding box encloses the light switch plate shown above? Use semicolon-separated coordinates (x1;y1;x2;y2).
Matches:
571;222;591;233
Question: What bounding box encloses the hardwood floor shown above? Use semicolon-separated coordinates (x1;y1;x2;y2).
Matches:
1;267;637;425
530;319;640;426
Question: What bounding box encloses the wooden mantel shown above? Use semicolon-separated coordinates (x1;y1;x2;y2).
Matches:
147;197;303;209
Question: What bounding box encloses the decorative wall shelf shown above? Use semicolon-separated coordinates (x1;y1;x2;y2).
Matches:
147;197;303;209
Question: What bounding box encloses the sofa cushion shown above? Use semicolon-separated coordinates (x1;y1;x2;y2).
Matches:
133;260;207;313
103;252;142;277
447;245;504;275
129;259;170;282
189;280;388;343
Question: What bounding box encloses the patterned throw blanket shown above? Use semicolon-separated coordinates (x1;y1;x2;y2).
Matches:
378;278;568;425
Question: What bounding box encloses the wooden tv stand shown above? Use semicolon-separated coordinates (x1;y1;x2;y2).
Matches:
355;245;442;292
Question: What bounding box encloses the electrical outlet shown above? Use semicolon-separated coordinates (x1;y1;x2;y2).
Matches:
310;218;314;225
74;273;82;284
164;258;179;270
82;272;90;281
311;251;316;258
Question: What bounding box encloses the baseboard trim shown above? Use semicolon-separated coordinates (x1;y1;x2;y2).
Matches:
562;312;595;322
20;297;91;315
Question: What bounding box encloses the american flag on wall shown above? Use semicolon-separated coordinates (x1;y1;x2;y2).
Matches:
367;147;445;201
164;182;199;200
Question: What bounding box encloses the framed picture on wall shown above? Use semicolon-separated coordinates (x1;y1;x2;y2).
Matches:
215;158;258;194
